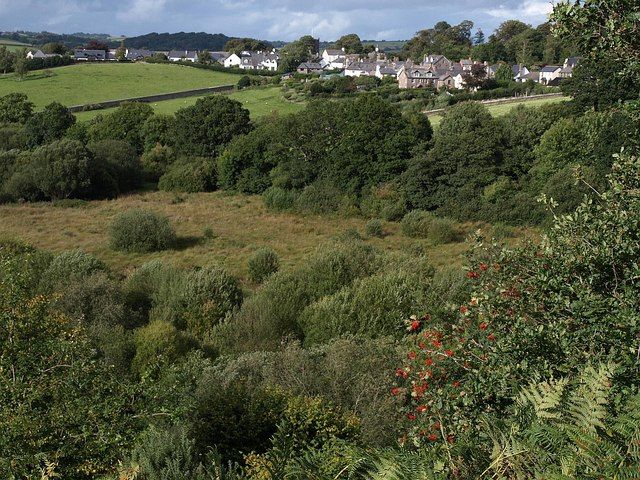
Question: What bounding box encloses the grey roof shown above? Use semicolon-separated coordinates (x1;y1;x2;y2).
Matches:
378;66;397;75
210;51;228;61
298;62;323;70
540;65;561;73
346;61;376;72
324;49;343;55
564;57;580;67
74;49;107;59
168;50;197;59
126;49;154;60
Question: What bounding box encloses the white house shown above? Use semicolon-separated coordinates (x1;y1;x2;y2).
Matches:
512;65;531;82
237;51;279;71
223;53;242;68
539;65;562;84
321;48;344;63
344;61;376;77
26;49;61;60
167;50;198;62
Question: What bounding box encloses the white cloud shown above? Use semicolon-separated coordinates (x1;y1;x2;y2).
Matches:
486;0;554;20
117;0;167;22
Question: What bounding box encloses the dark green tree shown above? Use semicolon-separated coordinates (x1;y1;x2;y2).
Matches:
24;102;75;146
173;96;252;157
0;93;34;124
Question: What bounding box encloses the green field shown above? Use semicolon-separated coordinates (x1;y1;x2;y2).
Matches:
428;95;569;127
0;38;32;52
74;86;307;121
0;62;240;108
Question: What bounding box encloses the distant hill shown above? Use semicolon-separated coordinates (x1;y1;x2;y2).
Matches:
123;32;233;51
0;31;111;48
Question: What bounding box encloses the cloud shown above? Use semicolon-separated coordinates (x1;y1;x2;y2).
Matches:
0;0;559;40
485;0;554;20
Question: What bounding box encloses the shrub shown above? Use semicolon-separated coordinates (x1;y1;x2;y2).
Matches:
40;249;107;293
365;219;384;238
300;271;427;344
140;144;176;182
401;210;435;238
212;240;381;353
54;271;129;328
248;247;280;283
175;265;243;336
428;216;462;244
294;180;357;216
109;209;177;253
202;226;215;239
158;157;216;193
263;186;298;211
131;320;197;375
123;259;184;324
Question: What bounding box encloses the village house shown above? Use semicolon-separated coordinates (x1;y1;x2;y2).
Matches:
210;51;229;64
321;48;345;64
398;64;451;89
422;54;453;71
223;53;242;68
237;51;279;71
26;49;61;59
297;62;324;74
539;65;562;84
126;49;155;61
167;50;198;62
512;65;531;82
74;49;107;61
344;61;376;77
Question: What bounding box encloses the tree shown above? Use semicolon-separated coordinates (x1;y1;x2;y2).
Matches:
173;96;252;157
224;38;272;54
402;102;504;213
115;40;127;61
335;34;363;54
0;46;15;74
561;58;640;111
85;40;109;53
42;42;66;54
88;102;154;153
278;35;319;72
403;20;474;61
473;29;485;45
28;139;92;199
13;48;29;80
494;63;513;85
551;0;639;76
0;93;34;124
197;49;212;64
24;102;75;146
463;63;487;88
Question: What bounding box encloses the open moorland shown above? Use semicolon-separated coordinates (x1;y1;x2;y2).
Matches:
0;62;240;108
0;190;520;283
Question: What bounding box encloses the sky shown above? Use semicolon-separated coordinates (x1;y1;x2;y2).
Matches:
0;0;555;41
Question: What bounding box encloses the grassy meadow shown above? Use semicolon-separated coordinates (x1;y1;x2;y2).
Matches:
0;38;33;52
0;62;240;108
0;191;528;283
427;95;569;127
75;86;307;121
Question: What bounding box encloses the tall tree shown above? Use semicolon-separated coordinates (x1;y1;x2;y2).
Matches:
473;29;485;45
0;46;14;74
13;48;29;80
335;34;363;54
